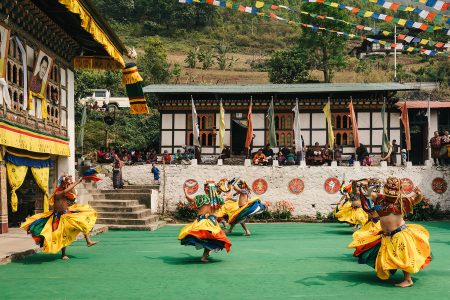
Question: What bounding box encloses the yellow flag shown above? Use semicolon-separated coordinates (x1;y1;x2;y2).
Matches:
323;100;334;149
219;100;225;151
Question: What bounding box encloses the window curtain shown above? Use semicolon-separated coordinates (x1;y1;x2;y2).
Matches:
6;162;28;212
30;167;50;212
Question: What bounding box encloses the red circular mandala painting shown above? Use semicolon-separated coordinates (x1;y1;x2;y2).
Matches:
288;178;305;195
252;179;268;195
400;178;414;193
324;177;341;194
183;179;199;195
431;177;447;194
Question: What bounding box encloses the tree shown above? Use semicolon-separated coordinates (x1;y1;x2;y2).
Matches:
198;48;214;70
138;37;171;84
296;3;351;82
214;41;237;70
185;47;199;68
267;48;311;84
172;63;181;83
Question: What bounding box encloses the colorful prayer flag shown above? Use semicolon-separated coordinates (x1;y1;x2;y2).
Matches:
267;98;277;148
323;100;334;149
400;102;411;151
219;100;225;151
244;98;253;150
349;100;360;148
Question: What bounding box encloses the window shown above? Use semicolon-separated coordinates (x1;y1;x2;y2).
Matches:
332;112;353;146
95;91;107;98
47;64;61;125
267;113;294;147
6;39;24;112
187;113;215;146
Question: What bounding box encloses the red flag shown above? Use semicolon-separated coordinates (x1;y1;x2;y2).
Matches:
400;102;411;151
245;98;253;149
349;100;360;148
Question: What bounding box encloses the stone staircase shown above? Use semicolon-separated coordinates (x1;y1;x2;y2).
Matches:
81;183;165;231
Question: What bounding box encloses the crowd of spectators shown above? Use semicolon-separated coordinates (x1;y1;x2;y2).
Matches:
97;147;158;165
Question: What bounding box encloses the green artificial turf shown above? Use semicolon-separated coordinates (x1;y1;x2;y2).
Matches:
1;222;450;300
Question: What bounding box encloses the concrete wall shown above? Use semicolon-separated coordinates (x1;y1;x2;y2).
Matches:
119;164;450;217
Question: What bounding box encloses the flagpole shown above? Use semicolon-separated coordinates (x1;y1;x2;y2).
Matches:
394;25;397;82
191;95;196;160
427;94;431;161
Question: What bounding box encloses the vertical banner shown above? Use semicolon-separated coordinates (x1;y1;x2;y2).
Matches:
400;102;411;151
245;97;254;150
348;99;360;148
292;99;303;154
122;63;149;114
191;97;200;147
219;99;225;151
323;99;334;148
267;97;277;148
381;100;389;153
0;25;11;107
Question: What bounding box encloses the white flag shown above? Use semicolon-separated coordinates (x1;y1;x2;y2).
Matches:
292;99;303;153
191;97;200;147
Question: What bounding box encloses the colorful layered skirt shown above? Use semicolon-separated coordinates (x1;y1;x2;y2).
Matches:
216;200;240;222
228;197;267;225
348;223;432;280
21;204;97;254
178;215;231;252
335;201;368;226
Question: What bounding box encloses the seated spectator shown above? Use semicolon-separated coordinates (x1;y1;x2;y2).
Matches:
253;149;268;165
356;143;368;165
163;150;172;164
262;144;274;157
277;151;286;165
285;149;296;165
305;146;314;165
147;150;157;164
323;144;333;166
220;145;231;160
312;142;324;165
173;149;184;164
334;144;343;165
348;154;355;166
362;153;373;166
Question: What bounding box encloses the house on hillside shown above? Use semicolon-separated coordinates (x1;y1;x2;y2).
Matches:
144;83;450;166
0;0;126;233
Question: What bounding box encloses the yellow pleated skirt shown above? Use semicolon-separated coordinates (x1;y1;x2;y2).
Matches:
21;204;97;254
348;223;432;280
215;200;240;219
335;201;368;226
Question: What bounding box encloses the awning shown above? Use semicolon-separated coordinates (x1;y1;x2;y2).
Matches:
57;0;125;68
395;101;450;109
0;119;70;156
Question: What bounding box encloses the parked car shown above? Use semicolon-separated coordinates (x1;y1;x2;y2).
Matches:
80;89;129;110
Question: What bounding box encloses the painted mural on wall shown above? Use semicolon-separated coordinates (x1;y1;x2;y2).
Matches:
431;177;447;194
400;178;414;194
252;178;268;195
324;177;341;194
288;178;305;195
183;179;199;195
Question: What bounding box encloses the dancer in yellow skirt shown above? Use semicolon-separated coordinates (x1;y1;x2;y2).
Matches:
21;175;97;260
226;179;266;236
348;177;431;287
178;180;232;262
334;181;368;230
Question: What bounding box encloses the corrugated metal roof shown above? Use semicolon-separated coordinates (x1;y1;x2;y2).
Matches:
143;83;420;94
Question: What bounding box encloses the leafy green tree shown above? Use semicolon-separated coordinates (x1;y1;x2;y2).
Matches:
185;47;200;68
267;48;311;84
214;41;237;70
172;63;181;83
138;37;171;84
296;3;351;82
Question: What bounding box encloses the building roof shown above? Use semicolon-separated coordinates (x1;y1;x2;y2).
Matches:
143;83;420;95
396;101;450;109
32;0;126;67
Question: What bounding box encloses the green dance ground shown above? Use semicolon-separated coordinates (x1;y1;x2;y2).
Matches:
1;222;450;300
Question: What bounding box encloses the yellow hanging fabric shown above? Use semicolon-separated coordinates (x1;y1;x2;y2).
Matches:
6;162;28;212
31;167;50;212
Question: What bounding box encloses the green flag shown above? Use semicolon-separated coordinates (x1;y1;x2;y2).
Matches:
76;105;87;150
381;101;389;153
268;98;277;148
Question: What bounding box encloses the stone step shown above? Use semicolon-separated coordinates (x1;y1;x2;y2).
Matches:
102;193;149;200
108;221;166;231
97;209;153;219
97;214;159;225
90;194;107;200
123;185;159;190
89;205;147;213
88;200;140;207
101;189;154;194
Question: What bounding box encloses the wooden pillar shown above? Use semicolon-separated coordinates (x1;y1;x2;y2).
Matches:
0;160;8;234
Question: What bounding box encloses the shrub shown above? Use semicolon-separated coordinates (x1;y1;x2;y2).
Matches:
272;200;295;220
407;203;450;221
175;201;197;221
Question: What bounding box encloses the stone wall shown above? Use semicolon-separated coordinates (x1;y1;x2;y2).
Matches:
119;164;450;217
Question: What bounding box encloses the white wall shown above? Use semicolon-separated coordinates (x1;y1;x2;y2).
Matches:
58;69;75;177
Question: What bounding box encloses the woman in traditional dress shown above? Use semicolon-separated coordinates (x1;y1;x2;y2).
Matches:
21;176;97;260
225;180;266;236
348;177;431;287
334;180;368;230
178;180;232;262
112;151;124;189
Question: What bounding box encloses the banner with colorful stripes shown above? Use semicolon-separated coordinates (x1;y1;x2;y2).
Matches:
179;0;449;57
304;0;450;35
361;0;449;24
